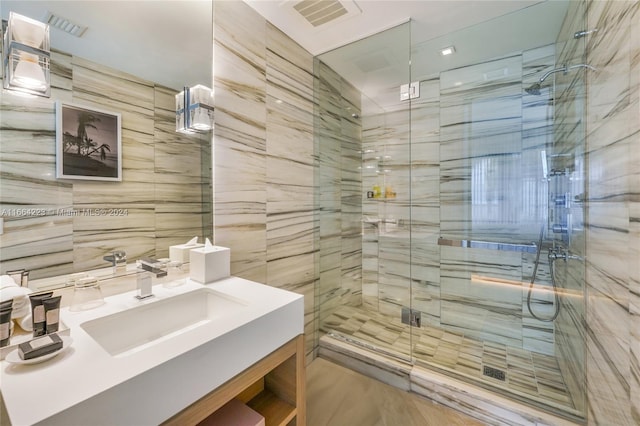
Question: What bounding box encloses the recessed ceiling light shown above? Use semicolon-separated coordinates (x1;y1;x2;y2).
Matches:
440;46;455;56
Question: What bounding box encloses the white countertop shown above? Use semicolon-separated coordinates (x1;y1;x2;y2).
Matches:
0;277;304;426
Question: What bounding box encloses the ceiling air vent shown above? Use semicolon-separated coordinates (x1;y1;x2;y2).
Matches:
44;12;87;37
293;0;349;27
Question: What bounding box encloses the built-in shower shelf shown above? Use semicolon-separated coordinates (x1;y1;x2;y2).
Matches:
438;237;538;253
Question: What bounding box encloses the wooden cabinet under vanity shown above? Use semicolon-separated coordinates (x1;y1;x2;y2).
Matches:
163;334;306;426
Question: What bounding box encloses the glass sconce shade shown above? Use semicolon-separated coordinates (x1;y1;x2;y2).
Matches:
175;84;214;134
3;12;51;97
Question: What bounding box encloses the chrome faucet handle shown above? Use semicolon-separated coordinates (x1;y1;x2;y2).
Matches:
139;258;168;278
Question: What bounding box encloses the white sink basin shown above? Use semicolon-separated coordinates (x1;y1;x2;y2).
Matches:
80;287;247;357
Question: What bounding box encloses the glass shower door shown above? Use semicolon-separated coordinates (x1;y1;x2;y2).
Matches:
316;22;413;361
408;1;587;420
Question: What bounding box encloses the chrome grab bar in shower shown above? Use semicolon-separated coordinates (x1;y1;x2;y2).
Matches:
437;237;538;253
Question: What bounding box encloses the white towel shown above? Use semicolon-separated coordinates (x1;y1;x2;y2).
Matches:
0;285;33;319
0;275;18;289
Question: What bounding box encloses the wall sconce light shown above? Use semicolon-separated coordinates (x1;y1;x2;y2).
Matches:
175;84;214;134
2;12;51;97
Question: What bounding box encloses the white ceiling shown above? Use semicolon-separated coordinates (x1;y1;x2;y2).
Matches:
1;0;570;104
245;0;545;57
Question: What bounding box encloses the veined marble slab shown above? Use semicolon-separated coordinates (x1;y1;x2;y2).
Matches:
213;2;322;357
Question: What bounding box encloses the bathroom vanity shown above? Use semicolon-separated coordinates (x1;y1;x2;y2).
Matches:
0;276;305;425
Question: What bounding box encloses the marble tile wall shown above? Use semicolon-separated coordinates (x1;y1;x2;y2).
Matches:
362;105;412;321
0;51;74;278
213;1;318;358
361;79;439;325
316;59;363;326
154;86;210;256
439;55;535;350
630;4;640;423
266;22;317;358
213;0;268;284
440;54;525;241
582;1;640;425
0;51;209;279
340;81;363;311
317;60;345;321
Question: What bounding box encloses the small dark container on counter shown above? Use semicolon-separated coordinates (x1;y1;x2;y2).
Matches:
29;292;53;337
43;296;62;334
0;304;14;347
18;333;63;360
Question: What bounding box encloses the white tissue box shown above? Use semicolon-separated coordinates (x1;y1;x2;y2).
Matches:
170;243;204;263
189;246;230;284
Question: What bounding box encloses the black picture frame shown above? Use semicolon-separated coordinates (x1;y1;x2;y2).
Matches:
56;101;122;181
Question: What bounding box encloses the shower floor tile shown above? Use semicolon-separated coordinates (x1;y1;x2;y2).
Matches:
322;305;575;413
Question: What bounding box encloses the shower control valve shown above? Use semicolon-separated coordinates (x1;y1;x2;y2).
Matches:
548;248;582;262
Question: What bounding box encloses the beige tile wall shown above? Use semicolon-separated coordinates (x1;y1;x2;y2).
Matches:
315;60;363;329
584;1;640;424
212;1;318;359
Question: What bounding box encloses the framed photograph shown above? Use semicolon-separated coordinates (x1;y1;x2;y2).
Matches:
56;101;122;181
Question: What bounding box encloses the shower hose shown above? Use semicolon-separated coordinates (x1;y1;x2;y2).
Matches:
526;226;560;322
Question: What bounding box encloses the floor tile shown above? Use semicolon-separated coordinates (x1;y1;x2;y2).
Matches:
306;358;484;426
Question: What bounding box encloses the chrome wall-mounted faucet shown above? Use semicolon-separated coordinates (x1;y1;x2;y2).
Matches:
103;250;127;269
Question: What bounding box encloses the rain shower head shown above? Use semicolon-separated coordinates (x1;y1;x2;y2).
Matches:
524;63;596;95
525;83;541;95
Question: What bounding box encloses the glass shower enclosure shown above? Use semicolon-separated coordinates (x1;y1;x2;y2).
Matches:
315;1;587;421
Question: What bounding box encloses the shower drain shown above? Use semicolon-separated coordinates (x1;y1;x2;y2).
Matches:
483;365;506;381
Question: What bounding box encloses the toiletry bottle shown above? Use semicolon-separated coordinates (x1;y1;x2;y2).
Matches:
44;296;62;334
373;185;381;199
0;302;13;347
29;292;53;337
